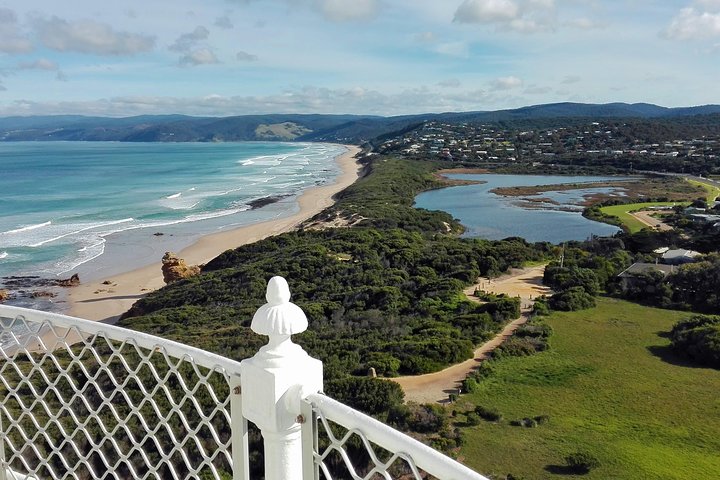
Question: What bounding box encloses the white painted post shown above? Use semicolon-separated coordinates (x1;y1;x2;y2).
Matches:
240;277;323;480
230;374;249;480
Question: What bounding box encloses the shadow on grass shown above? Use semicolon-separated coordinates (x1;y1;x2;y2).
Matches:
647;344;707;369
544;465;584;476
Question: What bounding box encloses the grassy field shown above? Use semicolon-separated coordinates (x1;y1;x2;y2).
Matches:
457;298;720;479
686;178;720;204
598;202;684;233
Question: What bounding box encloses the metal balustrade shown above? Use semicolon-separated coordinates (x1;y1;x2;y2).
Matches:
1;276;488;480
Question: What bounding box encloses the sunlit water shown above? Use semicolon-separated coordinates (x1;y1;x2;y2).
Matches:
414;174;626;243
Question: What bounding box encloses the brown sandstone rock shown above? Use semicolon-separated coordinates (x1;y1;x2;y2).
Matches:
0;289;9;303
161;252;201;284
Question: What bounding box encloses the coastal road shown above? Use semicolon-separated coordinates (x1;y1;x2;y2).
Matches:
392;265;552;404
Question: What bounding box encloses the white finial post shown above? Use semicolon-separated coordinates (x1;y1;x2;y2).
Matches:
240;276;323;480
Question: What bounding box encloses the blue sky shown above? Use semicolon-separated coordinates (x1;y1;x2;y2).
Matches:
0;0;718;116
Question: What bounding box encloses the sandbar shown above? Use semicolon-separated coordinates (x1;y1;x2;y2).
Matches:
67;145;362;323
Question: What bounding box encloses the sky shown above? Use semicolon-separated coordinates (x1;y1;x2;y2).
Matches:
0;0;718;117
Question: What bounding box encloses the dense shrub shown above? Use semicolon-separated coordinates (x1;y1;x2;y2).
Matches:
325;376;405;416
474;405;502;422
544;266;600;295
549;286;596;311
494;337;549;358
670;315;720;368
465;412;482;426
534;414;550;425
565;451;601;474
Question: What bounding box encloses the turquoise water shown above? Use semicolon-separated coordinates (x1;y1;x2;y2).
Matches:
0;141;346;278
414;174;625;243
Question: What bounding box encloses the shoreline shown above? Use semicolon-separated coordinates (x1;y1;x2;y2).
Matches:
67;144;362;323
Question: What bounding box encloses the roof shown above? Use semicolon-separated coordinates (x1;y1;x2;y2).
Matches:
618;262;675;278
662;249;701;260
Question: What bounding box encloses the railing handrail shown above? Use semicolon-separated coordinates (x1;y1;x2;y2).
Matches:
0;305;243;374
304;392;490;480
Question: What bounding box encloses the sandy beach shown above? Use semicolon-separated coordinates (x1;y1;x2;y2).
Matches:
67;145;362;323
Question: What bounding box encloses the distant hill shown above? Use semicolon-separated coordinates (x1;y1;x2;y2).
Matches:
2;103;719;144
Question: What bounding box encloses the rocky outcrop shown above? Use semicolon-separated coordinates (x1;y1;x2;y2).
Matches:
161;252;201;284
0;289;9;303
57;273;80;287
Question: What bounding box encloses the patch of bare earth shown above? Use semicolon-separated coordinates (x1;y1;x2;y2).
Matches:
302;211;366;230
629;210;674;231
392;266;552;404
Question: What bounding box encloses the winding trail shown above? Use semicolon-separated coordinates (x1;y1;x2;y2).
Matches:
391;265;551;404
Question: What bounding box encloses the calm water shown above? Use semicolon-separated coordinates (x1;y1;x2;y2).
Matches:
414;174;625;243
0;141;346;279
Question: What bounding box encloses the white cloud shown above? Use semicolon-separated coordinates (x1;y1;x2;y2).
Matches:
664;7;720;39
236;50;259;61
34;16;155;55
491;75;523;90
215;15;234;29
319;0;378;21
561;75;581;84
564;18;606;29
18;59;59;71
178;48;220;66
437;78;462;88
414;31;436;43
0;85;519;117
454;0;520;24
432;41;470;57
524;85;551;94
695;0;720;9
0;8;33;53
170;26;210;52
453;0;558;32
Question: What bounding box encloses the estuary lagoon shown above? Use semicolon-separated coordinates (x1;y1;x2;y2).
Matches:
414;174;625;243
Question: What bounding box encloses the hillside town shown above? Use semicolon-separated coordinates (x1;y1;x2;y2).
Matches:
375;120;720;176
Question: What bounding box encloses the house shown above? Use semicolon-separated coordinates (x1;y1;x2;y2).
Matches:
617;262;675;291
661;249;702;265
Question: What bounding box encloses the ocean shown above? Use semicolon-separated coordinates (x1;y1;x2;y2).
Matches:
0;141;347;285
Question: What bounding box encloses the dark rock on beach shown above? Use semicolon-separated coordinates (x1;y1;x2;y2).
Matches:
2;273;80;288
247;195;289;210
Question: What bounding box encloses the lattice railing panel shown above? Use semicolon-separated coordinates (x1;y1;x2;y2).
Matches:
0;312;236;480
314;414;424;480
303;393;489;480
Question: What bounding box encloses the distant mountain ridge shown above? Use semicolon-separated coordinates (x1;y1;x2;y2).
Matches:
1;103;719;144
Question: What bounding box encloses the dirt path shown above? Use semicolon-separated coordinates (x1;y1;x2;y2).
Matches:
392;265;552;404
629;210;673;231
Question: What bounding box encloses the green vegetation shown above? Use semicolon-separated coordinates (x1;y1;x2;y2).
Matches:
596;202;685;233
686;178;720;204
120;156;548;403
457;298;720;479
312;157;463;233
564;452;601;474
670;315;720;368
616;254;720;313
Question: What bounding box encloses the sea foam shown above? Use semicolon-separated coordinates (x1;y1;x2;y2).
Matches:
1;221;52;236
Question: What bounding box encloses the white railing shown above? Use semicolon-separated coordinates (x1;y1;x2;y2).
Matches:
0;276;489;480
